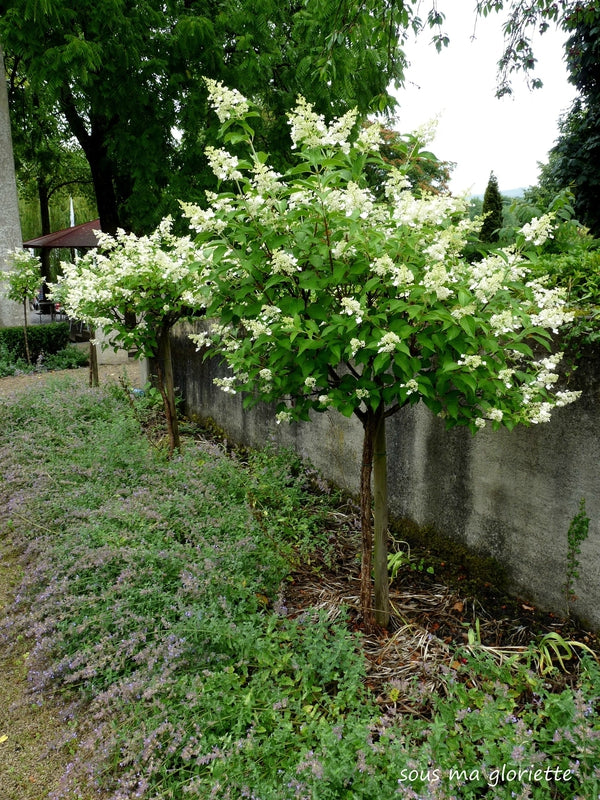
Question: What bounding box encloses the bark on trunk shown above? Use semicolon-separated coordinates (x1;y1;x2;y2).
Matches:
89;331;99;388
359;411;376;630
359;405;391;630
38;180;52;281
373;412;390;627
60;92;121;235
156;326;180;454
22;299;31;365
0;43;24;328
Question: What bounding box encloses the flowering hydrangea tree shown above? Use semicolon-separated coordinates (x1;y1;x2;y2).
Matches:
184;81;580;628
4;248;43;364
54;219;209;452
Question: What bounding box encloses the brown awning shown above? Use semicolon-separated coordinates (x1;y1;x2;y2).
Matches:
23;219;101;249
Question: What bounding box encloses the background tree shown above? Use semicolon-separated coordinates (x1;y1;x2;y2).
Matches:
480;171;504;243
0;0;446;236
184;83;580;629
365;122;454;197
6;52;96;277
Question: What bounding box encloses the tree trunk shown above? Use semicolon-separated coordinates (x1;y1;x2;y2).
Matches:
156;326;180;454
22;299;31;365
60;91;121;234
88;330;99;388
359;405;391;630
0;43;24;328
38;179;52;281
373;411;391;628
359;410;376;630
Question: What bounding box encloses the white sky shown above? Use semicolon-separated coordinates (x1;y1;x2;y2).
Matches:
393;3;577;196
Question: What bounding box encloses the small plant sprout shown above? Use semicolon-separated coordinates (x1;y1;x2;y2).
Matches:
183;81;580;629
564;497;590;612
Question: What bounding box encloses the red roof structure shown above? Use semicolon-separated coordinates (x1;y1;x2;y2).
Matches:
23;219;101;249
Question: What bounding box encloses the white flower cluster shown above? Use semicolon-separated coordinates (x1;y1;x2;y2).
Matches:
205;146;243;182
288;97;358;153
520;213;555;246
251;161;282;195
241;304;281;340
390;189;466;230
258;368;273;388
4;249;42;300
467;252;510;303
276;410;294;425
181;196;233;235
384;168;412;200
423;262;454;301
332;239;357;260
57;219;208;327
489;309;523;336
526;280;574;333
532;354;562;390
190;330;213;351
340;297;363;324
458;354;485;369
411;115;440;147
377;331;401;353
423;224;474;263
371;256;414;291
451;303;476;320
356;122;382;153
401;378;419;396
349;337;365;357
213;376;237;394
204;77;250;122
271;249;300;276
498;368;515;388
323;182;376;220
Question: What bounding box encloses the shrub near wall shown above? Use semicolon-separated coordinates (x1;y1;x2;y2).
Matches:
0;322;70;362
171;322;600;629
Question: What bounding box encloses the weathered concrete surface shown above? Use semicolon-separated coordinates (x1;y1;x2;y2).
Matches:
171;321;600;629
0;46;24;328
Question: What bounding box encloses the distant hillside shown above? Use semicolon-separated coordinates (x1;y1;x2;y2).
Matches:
470;187;526;200
503;187;526;198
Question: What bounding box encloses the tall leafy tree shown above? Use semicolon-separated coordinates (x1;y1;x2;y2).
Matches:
183;83;579;628
6;54;95;277
536;4;600;235
0;0;441;235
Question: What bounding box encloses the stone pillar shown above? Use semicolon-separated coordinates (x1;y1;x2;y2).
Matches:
0;44;25;328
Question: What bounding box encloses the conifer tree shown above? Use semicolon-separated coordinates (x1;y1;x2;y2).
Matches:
480;171;504;243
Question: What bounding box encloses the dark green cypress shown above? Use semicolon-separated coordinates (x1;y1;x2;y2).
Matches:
480;172;504;243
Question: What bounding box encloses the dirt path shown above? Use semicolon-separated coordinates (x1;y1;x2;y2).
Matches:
0;362;143;799
0;359;143;398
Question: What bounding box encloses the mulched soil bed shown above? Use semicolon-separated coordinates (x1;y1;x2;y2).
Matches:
278;500;600;707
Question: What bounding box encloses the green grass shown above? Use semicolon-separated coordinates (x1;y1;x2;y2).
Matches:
1;379;600;799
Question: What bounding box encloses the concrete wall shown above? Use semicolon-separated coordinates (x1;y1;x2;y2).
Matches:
171;321;600;629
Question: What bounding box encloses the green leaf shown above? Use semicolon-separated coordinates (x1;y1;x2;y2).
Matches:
372;352;390;374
